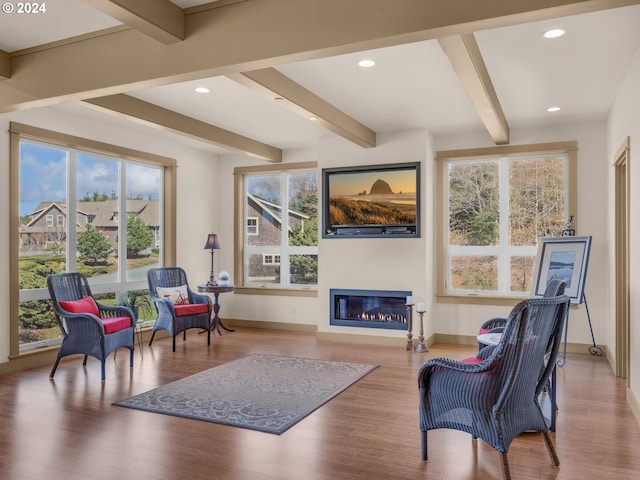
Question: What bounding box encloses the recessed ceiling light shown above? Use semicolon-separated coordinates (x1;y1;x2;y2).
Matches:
194;87;210;93
547;106;561;112
358;59;376;68
543;28;565;39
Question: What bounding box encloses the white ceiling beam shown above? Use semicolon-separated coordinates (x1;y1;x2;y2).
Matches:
438;34;509;145
81;0;184;44
0;49;9;79
82;94;282;162
2;0;638;112
228;68;376;148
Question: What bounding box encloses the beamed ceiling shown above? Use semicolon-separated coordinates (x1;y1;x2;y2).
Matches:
1;0;640;162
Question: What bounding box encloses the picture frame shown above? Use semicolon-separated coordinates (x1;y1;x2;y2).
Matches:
531;236;592;304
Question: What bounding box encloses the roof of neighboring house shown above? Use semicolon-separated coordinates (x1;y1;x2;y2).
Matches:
22;199;160;230
247;193;309;232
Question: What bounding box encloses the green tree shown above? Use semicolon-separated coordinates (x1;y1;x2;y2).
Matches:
127;214;153;256
77;224;112;265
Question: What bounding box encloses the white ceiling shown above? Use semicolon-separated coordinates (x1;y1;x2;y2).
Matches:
1;1;640;155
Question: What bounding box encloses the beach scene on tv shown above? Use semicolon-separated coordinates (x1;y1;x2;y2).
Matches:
328;167;417;227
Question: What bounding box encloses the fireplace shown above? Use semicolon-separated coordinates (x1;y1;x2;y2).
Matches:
330;289;411;330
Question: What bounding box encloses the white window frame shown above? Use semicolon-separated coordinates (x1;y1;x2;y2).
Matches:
247;217;258;235
436;142;577;306
234;162;318;297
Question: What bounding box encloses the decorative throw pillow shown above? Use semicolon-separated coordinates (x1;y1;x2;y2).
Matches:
156;285;190;305
59;296;101;317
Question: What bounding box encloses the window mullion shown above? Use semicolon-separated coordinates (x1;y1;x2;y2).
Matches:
67;150;77;271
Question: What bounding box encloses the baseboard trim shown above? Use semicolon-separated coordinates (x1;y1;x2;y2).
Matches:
628;387;640;425
226;319;317;333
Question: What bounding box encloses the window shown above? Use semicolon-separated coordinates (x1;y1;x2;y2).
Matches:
263;254;281;265
234;162;318;294
247;217;258;235
436;142;577;304
10;122;177;355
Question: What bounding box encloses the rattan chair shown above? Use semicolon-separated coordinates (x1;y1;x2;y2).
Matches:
47;272;135;382
147;267;212;352
418;293;570;480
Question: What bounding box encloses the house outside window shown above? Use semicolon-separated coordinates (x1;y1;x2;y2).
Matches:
11;122;176;355
234;162;318;294
436;142;577;304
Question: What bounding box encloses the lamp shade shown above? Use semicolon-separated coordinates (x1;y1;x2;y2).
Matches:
204;233;220;250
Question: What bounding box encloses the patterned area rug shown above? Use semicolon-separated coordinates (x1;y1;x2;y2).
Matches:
114;353;377;434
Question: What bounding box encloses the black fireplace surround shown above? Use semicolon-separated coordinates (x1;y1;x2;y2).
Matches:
330;289;411;330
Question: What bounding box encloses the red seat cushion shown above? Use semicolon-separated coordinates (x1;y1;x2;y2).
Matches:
60;296;100;317
461;357;484;364
174;303;209;317
479;327;490;334
101;316;132;334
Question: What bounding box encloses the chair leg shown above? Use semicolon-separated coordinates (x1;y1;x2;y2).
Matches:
172;334;176;352
500;453;511;480
82;354;88;366
129;347;134;369
207;327;211;346
101;361;106;382
49;357;61;379
421;430;428;461
149;330;156;346
543;430;560;466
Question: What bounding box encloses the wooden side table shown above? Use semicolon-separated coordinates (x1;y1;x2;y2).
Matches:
197;284;235;335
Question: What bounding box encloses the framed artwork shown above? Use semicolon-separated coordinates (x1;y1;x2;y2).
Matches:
531;236;592;304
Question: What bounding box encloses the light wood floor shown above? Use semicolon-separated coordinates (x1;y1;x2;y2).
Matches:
1;327;639;480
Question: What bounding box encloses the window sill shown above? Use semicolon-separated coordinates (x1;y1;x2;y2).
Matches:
235;286;317;297
436;294;526;306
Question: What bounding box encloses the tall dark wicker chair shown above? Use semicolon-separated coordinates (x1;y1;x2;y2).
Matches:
418;293;570;480
47;272;135;382
147;267;212;352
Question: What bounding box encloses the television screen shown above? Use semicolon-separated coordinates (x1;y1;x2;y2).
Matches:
322;162;420;238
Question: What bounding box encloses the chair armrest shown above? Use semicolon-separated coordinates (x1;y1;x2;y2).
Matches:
56;311;106;334
189;290;212;307
418;356;497;388
479;317;507;333
148;293;176;315
96;303;135;323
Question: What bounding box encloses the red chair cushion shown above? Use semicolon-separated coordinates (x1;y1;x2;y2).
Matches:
461;357;484;364
101;316;132;334
479;327;490;334
174;303;209;317
60;296;100;317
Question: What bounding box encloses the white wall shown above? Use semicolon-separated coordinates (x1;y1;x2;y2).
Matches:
0;97;619;365
607;42;640;398
432;121;610;348
0;104;218;364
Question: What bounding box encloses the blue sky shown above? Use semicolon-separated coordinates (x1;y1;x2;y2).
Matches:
19;141;161;216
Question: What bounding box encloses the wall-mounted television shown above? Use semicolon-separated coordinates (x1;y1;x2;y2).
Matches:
322;162;420;238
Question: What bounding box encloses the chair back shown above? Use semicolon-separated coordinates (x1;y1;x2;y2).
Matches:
492;293;569;415
47;272;94;311
147;267;190;294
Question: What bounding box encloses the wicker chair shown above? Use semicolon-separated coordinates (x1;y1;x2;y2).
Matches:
147;267;212;352
418;293;570;480
47;272;135;382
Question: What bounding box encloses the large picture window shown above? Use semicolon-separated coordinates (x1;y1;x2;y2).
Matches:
436;142;577;304
10;123;176;354
234;162;318;294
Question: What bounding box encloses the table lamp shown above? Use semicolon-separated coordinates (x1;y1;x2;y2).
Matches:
204;233;220;285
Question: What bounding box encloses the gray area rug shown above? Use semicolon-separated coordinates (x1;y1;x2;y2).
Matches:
114;353;377;434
